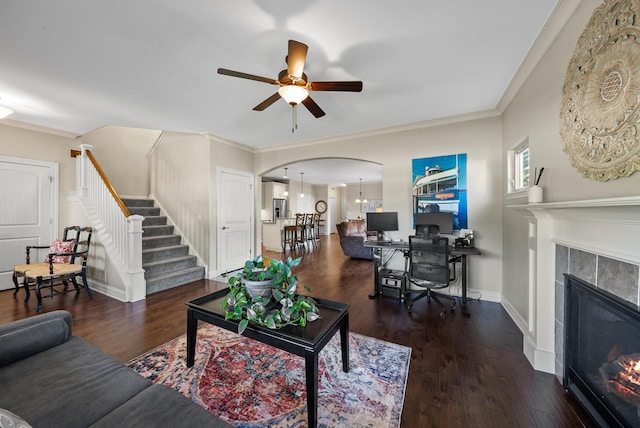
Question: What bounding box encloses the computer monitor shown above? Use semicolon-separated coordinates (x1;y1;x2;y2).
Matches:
415;212;454;236
366;212;399;241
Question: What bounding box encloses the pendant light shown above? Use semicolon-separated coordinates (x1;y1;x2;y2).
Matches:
299;172;305;198
283;168;289;196
355;178;367;203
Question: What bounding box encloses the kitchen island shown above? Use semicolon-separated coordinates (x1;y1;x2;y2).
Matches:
262;218;295;251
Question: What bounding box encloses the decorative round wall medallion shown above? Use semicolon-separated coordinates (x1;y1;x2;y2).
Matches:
560;0;640;181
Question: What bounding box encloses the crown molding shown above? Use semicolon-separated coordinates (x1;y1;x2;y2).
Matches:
0;118;80;139
201;131;255;153
256;109;501;153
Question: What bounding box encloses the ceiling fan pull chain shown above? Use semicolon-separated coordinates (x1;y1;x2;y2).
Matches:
291;105;298;133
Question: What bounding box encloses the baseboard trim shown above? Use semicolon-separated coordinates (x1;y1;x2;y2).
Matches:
88;280;126;302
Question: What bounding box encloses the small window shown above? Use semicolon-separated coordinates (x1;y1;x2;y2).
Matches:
507;139;530;193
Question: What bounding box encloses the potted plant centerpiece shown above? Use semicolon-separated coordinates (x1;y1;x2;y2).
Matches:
222;255;321;334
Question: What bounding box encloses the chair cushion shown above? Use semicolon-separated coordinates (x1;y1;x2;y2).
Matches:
44;239;75;263
14;262;82;279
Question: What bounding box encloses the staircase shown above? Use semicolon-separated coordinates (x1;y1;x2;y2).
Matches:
122;198;205;294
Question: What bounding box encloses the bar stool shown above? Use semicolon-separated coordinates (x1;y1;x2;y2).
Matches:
312;213;322;246
295;213;307;247
304;213;315;247
282;225;297;251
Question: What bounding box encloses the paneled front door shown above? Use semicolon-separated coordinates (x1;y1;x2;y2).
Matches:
0;157;57;290
217;168;254;275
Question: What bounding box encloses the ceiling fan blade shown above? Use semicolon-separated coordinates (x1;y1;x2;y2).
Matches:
308;81;363;92
302;96;326;118
217;68;279;85
253;93;281;111
287;40;308;80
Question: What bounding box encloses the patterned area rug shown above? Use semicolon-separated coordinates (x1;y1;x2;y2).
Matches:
127;324;411;427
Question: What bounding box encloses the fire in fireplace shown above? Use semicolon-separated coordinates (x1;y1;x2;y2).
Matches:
564;274;640;427
600;350;640;407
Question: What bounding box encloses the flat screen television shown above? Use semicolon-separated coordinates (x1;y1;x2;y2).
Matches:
415;212;454;236
366;212;399;241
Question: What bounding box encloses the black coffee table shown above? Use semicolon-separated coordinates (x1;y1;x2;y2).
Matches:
186;288;350;428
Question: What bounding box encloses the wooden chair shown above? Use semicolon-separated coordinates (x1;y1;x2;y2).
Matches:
13;226;93;313
282;224;299;251
304;213;316;247
295;213;307;247
312;213;322;246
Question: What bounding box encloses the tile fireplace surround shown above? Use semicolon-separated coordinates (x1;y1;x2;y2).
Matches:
510;196;640;378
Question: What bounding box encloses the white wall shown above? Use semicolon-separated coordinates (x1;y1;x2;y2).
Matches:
151;132;255;276
501;0;640;325
151;132;211;269
81;126;161;197
256;115;504;300
345;181;383;222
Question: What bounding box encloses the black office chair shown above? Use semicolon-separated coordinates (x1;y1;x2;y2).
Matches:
405;235;456;318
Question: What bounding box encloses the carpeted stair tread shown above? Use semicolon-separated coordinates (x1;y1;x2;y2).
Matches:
142;225;174;236
143;245;189;263
143;255;197;276
122;198;154;207
142;235;181;249
142;216;168;226
145;266;205;294
122;197;204;295
130;206;161;217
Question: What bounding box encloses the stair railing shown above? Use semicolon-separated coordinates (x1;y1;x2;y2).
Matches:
72;144;146;302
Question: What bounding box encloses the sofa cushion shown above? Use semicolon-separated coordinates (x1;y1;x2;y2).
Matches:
0;312;72;368
0;318;69;368
0;337;152;428
90;384;232;428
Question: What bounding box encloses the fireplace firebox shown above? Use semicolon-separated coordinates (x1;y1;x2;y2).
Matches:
564;274;640;427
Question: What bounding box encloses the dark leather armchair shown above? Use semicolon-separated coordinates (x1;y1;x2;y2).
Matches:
335;220;373;260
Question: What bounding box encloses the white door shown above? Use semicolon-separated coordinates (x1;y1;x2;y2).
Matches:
0;157;57;290
329;196;337;234
217;168;254;274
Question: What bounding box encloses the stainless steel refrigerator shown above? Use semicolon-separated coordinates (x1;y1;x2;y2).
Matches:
273;198;287;222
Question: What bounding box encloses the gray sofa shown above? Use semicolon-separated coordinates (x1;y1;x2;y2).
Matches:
336;220;374;260
0;311;231;428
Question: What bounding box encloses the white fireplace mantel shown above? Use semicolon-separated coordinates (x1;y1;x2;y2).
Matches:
508;196;640;373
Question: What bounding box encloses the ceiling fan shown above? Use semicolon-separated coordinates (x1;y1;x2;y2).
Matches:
218;40;363;132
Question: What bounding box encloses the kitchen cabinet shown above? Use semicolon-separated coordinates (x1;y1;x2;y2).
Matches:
262;182;288;208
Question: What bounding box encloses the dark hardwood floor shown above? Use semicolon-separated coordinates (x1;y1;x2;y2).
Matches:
1;234;595;427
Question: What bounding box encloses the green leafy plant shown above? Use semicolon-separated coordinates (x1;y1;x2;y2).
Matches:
222;255;321;334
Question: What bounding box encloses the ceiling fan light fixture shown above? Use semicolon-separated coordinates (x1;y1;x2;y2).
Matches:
278;85;308;105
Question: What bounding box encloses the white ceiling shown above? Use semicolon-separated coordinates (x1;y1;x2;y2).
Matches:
0;0;559;151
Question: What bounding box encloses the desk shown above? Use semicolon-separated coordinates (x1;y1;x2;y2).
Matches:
363;240;481;317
